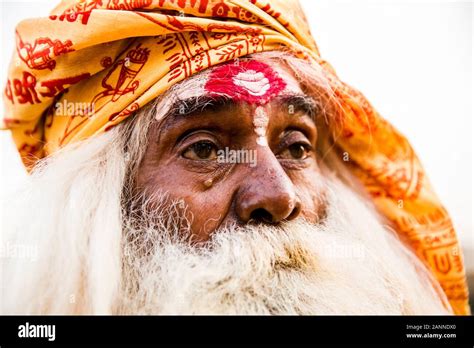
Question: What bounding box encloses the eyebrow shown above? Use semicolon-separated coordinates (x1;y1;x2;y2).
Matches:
166;94;233;118
278;94;318;120
154;93;319;144
164;93;318;120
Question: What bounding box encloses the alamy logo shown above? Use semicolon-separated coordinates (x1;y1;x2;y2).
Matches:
217;147;257;167
55;99;95;117
18;322;55;341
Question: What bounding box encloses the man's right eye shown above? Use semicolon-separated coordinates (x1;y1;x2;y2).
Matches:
182;140;218;160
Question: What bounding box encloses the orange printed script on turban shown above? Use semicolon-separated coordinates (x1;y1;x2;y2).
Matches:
1;0;469;314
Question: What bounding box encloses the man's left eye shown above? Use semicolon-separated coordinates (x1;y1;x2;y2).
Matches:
182;140;218;160
278;143;312;160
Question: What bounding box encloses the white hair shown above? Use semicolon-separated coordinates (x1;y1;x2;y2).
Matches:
1;129;126;313
0;51;451;315
118;178;450;314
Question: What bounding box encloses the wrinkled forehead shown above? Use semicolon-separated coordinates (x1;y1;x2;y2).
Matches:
162;58;303;110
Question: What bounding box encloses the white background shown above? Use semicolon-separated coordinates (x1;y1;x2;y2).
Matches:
0;1;473;268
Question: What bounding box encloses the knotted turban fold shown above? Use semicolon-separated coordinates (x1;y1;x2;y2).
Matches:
1;0;469;314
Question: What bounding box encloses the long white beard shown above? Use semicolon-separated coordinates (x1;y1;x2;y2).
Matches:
118;178;450;315
0;127;451;315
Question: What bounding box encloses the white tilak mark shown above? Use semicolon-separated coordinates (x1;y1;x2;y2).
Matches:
232;70;270;96
253;106;269;146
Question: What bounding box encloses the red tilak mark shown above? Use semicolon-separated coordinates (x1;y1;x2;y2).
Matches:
204;60;286;105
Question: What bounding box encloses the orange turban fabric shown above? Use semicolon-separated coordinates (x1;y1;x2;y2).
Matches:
1;0;469;314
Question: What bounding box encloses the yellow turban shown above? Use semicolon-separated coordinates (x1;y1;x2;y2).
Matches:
1;0;469;314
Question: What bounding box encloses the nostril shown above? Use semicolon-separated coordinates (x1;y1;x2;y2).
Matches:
286;204;301;221
250;208;274;224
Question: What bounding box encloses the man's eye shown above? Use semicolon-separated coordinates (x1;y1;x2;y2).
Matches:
182;140;218;160
279;143;312;160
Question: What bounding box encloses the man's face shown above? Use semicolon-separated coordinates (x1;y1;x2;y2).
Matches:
136;59;327;242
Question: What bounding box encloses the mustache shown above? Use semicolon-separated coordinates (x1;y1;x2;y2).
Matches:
124;183;330;248
125;190;317;267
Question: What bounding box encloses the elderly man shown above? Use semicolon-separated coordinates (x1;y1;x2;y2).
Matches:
1;0;469;315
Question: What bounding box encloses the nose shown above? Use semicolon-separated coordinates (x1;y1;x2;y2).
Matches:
235;151;302;224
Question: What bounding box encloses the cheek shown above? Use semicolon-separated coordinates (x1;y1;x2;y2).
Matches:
137;161;233;241
185;192;230;242
290;168;328;223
